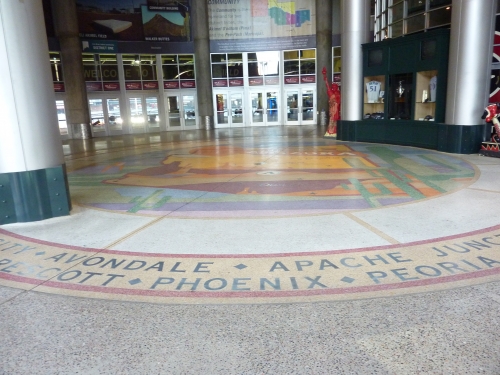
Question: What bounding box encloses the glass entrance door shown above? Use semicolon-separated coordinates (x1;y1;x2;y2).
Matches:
146;96;160;132
214;92;228;127
55;100;68;138
129;96;145;133
182;94;197;128
165;92;198;130
285;88;316;125
89;98;106;137
230;92;244;127
106;98;122;134
250;90;280;126
214;90;245;128
89;96;124;136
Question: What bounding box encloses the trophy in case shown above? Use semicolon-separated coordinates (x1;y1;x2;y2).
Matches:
396;80;405;98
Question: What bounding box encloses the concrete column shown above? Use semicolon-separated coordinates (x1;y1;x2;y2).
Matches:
316;0;333;120
340;0;371;120
445;0;497;125
51;0;91;139
0;0;71;224
192;0;214;129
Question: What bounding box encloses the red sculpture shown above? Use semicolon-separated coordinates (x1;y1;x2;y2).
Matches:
322;67;340;136
480;103;500;157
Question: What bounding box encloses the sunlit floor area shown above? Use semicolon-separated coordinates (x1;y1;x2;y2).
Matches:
1;125;500;374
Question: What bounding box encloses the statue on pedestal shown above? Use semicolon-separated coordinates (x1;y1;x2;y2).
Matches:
480;103;500;157
322;67;340;137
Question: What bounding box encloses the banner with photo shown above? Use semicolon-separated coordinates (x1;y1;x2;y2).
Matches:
208;0;316;52
76;0;191;43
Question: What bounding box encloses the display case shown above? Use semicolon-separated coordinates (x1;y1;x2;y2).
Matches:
388;73;413;120
359;29;449;124
363;75;385;119
414;70;437;121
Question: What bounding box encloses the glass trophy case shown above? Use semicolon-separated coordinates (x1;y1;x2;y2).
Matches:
363;75;385;119
414;70;437;121
388;73;413;120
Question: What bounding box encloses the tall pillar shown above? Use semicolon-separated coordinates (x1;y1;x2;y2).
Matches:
51;0;91;139
316;0;333;120
445;0;497;126
192;0;214;129
340;0;370;120
0;1;71;224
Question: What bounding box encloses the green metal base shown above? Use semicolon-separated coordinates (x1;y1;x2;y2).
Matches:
337;120;489;154
0;165;72;225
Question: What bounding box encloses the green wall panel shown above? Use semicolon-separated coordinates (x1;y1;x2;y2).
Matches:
338;120;488;154
0;165;71;225
0;174;16;225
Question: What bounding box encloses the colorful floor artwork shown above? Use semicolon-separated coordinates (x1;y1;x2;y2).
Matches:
68;141;476;218
1;225;500;305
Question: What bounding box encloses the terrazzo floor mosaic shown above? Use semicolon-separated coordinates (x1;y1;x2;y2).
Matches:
1;127;500;306
67;140;476;218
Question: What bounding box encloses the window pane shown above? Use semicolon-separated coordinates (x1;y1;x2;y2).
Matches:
391;21;403;37
100;54;117;64
101;64;118;81
211;54;226;63
429;0;451;10
50;52;63;82
333;57;341;73
228;53;243;62
141;64;156;81
284;50;299;60
300;59;315;75
211;63;227;78
140;54;156;65
162;55;177;64
389;2;404;23
124;65;141;81
248;53;258;62
428;6;452;28
284;61;299;75
83;64;100;81
248;62;261;77
122;54;138;64
406;13;426;34
179;54;194;64
163;65;178;80
228;63;243;78
301;49;315;58
179;64;195;80
407;0;425;16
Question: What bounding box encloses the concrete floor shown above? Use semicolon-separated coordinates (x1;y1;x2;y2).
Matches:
1;126;499;374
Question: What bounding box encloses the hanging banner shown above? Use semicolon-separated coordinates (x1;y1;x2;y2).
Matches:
76;0;192;44
208;0;316;52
